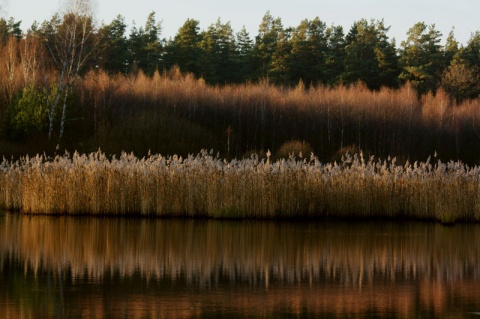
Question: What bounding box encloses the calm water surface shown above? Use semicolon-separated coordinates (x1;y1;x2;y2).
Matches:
1;213;480;318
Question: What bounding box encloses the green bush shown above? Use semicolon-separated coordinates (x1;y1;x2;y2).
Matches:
8;85;49;139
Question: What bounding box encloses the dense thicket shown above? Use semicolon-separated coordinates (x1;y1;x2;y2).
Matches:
0;12;479;163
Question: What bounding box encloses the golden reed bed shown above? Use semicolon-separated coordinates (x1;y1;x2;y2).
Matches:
0;150;479;222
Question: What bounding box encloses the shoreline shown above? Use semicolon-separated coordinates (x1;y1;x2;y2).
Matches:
0;210;465;225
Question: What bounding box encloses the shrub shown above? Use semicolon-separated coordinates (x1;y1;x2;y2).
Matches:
331;144;361;163
274;140;313;160
7;85;49;139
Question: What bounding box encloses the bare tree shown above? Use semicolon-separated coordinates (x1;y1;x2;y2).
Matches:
20;34;43;86
44;0;96;139
0;36;19;137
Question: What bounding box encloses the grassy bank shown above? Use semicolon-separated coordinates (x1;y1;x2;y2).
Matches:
1;150;479;222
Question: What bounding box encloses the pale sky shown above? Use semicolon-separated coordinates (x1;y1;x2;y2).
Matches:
3;0;480;45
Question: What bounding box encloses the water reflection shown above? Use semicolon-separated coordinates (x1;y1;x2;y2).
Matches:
1;214;480;318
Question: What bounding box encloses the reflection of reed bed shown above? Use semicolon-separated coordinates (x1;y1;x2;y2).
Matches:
1;258;478;319
1;150;480;222
0;273;413;319
2;215;480;286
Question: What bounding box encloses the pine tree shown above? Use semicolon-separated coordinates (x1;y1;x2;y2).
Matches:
375;37;400;88
127;22;145;75
126;12;163;76
168;18;201;75
441;54;480;102
307;18;329;84
198;24;219;83
442;32;480;102
400;22;444;94
236;26;254;82
324;25;345;85
198;19;238;84
96;15;128;74
343;19;399;89
374;22;400;88
143;11;163;74
289;18;328;85
460;31;480;68
289;19;309;83
444;29;459;66
0;17;22;45
215;20;238;83
252;11;283;80
269;27;292;84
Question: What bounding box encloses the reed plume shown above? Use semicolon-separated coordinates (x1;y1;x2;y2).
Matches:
1;150;479;222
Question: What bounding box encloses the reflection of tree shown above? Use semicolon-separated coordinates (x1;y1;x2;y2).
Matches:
1;216;480;317
2;216;480;285
0;256;68;318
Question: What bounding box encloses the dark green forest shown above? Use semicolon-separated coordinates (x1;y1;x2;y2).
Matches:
0;10;480;163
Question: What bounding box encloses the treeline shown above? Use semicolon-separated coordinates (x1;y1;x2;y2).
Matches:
0;10;480;163
2;11;480;96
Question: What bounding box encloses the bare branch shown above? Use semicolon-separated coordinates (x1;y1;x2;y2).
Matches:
61;0;97;23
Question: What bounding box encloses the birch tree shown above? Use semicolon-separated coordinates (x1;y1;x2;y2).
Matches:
44;0;96;139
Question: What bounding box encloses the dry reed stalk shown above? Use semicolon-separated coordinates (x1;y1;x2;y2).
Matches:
0;150;479;222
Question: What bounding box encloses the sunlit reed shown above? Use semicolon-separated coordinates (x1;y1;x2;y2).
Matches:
1;150;479;222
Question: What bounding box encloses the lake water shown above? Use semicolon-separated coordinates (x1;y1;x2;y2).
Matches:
1;213;480;318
